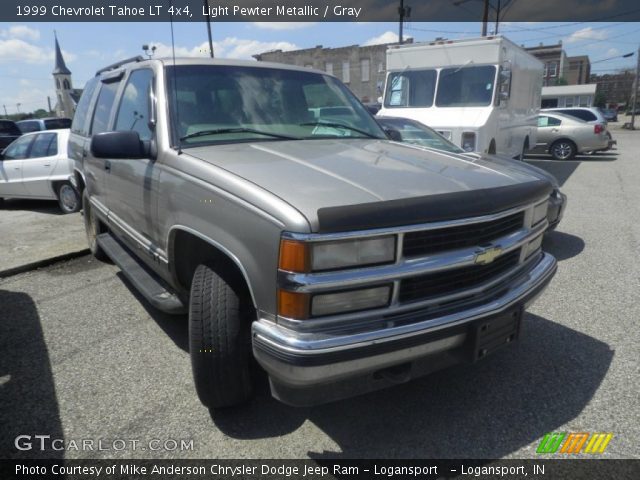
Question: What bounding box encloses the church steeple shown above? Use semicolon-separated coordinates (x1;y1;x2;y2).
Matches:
53;31;71;75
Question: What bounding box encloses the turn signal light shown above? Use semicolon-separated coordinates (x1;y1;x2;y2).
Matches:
279;239;310;273
278;289;310;320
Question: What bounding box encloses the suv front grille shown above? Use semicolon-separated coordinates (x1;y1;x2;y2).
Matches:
403;211;524;257
399;249;521;303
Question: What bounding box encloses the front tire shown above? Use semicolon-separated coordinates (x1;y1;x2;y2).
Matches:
550;140;576;160
56;182;81;213
189;264;253;409
82;191;108;261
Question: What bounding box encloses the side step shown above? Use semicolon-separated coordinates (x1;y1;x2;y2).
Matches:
97;233;186;315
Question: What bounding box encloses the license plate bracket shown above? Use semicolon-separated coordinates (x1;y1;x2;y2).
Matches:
470;308;523;362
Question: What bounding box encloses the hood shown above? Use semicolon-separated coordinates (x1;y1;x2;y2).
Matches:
186;139;550;232
465;152;560;189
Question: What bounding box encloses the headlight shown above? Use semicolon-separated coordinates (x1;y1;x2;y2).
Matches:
461;132;476;152
279;236;396;273
525;234;544;259
532;200;549;226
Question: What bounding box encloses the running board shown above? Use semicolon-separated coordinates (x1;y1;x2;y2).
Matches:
97;233;186;315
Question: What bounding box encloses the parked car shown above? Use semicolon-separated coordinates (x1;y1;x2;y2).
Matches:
16;117;72;134
0;119;22;151
531;112;609;160
542;106;615;151
71;57;557;409
377;116;566;230
600;108;618;123
0;129;80;213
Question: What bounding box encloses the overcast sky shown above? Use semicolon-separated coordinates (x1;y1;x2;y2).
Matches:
1;21;639;114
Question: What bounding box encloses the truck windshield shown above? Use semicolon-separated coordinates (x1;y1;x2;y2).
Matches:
384;69;437;108
166;65;385;146
436;65;497;107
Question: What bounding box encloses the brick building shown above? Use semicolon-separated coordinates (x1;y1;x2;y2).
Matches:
524;41;590;86
590;70;635;107
254;41;413;103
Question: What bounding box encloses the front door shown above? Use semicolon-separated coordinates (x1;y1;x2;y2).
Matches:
536;115;562;149
105;68;160;258
0;135;35;197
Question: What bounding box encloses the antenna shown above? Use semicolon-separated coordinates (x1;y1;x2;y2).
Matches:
169;0;182;154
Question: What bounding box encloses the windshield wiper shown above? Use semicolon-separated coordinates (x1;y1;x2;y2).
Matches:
299;121;381;139
180;127;299;142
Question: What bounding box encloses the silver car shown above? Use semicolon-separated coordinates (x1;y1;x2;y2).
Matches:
531;112;609;160
0;129;80;213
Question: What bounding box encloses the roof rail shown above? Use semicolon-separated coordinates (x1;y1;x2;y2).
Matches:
95;56;145;76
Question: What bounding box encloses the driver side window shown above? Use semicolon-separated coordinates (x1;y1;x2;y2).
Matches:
3;135;34;160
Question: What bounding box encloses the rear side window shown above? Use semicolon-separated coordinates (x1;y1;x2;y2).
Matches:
17;121;40;133
71;77;99;136
91;79;121;135
114;69;154;141
559;109;596;122
44;118;72;130
29;133;57;158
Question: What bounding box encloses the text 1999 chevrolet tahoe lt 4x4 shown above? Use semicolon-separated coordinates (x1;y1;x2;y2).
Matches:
69;57;557;409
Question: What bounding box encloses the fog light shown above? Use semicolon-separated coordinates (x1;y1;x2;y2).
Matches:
532;200;549;226
311;285;391;317
525;234;544;259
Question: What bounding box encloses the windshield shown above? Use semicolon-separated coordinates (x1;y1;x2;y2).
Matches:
166;65;385;147
436;65;497;107
44;118;71;130
378;117;464;154
384;69;437;108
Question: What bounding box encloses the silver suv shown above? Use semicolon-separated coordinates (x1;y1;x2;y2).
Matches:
70;57;557;408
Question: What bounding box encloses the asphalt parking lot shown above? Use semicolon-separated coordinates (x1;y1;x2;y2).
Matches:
1;131;639;460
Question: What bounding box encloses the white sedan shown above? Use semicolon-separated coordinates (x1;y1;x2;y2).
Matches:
0;128;80;213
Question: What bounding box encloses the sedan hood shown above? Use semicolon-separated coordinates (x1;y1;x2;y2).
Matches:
186;139;551;232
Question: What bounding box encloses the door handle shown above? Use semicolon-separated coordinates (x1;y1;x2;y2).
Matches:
104;160;111;172
43;164;51;167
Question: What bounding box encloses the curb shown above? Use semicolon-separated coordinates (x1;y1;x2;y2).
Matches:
0;249;91;279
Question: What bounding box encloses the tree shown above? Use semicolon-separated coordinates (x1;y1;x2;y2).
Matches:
554;77;568;86
594;92;607;108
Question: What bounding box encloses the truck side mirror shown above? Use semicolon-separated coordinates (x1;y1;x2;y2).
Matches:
91;131;147;159
498;68;512;102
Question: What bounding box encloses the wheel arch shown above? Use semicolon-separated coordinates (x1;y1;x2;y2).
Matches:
548;137;577;153
168;226;257;309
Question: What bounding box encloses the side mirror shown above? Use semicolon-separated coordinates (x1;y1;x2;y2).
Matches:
91;131;147;159
384;127;403;142
498;67;512;102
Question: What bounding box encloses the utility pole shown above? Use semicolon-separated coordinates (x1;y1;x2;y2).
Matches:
47;96;52;113
16;103;21;114
204;0;214;57
2;105;7;117
631;45;640;129
481;0;490;36
494;0;501;34
399;0;405;44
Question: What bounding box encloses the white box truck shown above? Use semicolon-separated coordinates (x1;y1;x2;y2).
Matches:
378;36;544;159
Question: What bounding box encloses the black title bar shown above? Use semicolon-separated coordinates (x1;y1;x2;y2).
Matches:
2;0;640;22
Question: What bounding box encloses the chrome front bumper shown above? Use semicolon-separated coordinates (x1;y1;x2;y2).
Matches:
252;252;556;399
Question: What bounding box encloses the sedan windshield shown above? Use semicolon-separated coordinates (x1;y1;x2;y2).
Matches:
166;65;386;146
378;117;464;154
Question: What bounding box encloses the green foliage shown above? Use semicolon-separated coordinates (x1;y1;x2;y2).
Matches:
554;77;568;86
594;92;607;108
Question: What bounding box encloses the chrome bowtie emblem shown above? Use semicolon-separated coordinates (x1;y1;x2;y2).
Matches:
475;246;503;265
